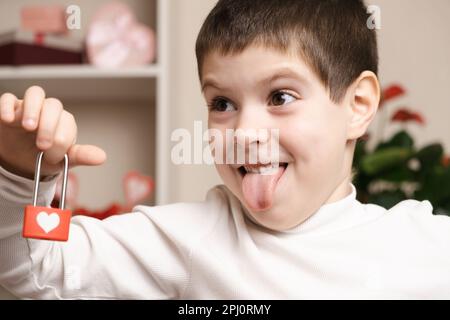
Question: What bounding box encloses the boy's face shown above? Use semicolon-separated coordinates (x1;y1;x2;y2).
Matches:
201;45;354;231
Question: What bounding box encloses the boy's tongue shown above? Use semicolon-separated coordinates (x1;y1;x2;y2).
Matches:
241;166;285;212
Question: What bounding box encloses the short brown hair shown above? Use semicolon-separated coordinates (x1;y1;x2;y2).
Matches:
195;0;378;102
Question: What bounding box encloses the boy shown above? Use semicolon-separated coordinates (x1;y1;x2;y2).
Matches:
0;0;449;299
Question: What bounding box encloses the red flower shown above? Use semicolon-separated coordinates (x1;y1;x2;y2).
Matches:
391;108;425;125
443;155;450;167
380;84;406;109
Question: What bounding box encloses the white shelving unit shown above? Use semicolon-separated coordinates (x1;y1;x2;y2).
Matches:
0;0;171;205
0;64;161;79
0;0;171;300
0;0;172;300
154;0;170;205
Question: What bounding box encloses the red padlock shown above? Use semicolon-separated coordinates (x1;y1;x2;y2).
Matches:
23;152;72;241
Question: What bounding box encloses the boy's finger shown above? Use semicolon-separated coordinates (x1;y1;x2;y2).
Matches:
0;93;18;123
42;111;77;165
36;98;63;150
22;86;45;131
67;144;107;167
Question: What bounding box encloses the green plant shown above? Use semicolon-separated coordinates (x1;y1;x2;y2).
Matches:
352;84;450;215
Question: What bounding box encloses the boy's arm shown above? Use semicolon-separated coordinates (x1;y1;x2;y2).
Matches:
0;165;191;299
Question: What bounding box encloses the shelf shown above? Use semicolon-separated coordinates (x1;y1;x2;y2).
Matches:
0;0;170;205
0;64;161;79
0;76;157;103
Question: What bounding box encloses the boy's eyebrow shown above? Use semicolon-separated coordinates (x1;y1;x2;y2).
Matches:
201;67;308;93
201;79;222;93
256;67;309;88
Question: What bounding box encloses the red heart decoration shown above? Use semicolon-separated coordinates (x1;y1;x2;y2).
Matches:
123;171;154;207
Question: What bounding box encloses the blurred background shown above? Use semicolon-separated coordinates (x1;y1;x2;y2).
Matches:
0;0;449;298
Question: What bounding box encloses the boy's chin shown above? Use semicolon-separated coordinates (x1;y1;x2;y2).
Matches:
242;200;300;231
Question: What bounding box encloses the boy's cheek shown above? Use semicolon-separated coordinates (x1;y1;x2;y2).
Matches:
282;124;323;162
215;164;238;188
282;130;343;180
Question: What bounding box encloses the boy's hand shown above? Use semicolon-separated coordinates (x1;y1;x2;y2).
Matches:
0;86;107;180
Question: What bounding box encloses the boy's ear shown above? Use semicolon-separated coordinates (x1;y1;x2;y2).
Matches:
345;71;380;140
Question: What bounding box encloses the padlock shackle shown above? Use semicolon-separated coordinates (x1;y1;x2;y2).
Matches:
32;151;69;210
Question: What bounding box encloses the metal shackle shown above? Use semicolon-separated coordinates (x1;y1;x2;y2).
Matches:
31;151;69;210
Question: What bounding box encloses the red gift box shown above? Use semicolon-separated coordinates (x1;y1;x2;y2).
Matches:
21;5;68;34
0;30;83;65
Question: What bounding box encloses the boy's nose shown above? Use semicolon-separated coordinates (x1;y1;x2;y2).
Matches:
235;112;267;139
234;111;271;147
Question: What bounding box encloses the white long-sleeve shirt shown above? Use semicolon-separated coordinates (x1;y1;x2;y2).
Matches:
1;164;450;299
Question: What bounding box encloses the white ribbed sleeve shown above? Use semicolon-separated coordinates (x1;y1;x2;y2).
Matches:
0;165;218;299
1;164;450;299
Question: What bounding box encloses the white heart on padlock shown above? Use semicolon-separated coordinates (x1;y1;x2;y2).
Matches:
36;212;60;233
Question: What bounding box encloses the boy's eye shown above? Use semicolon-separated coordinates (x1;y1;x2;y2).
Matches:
208;98;236;112
270;91;297;106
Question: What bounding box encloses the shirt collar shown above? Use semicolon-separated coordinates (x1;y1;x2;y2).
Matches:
279;183;359;235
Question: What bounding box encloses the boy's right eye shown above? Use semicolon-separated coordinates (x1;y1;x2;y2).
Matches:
208;97;236;112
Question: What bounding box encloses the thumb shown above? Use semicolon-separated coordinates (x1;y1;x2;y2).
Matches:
67;144;107;168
